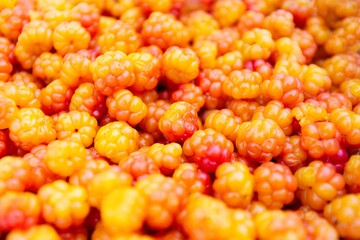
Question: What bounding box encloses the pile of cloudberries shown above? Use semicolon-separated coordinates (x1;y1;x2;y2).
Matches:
0;0;360;239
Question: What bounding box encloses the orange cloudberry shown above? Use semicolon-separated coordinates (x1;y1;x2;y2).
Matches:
240;28;275;61
273;37;306;64
42;9;72;30
7;225;60;239
237;11;264;36
254;162;297;209
127;52;161;92
159;101;199;143
215;50;243;75
103;0;134;17
0;53;12;81
94;121;139;163
89;50;135;96
315;92;353;113
9;108;56;151
0;5;31;42
192;39;217;69
120;7;146;32
223;69;262;100
141;12;190;50
38;180;89;229
0;95;18;130
236;119;286;163
69;82;106;120
344;155;360;193
226;99;259;122
147;143;183;175
276;135;308;173
119;151;160;180
171;83;205;112
281;0;313;27
292;101;329;127
183;128;234;172
162;46;199;84
263;9;295;39
213;162;254;208
54;111;98;147
305;16;331;46
0;191;40;232
53;21;90;56
195;68;228;110
204;109;241;142
204;28;239;56
98;20;142;54
299;64;332;99
137;0;172;13
101;187;146;235
135;89;159;104
40;79;74;115
0;131;6;158
330;109;360;146
32;52;63;84
138;132;155;148
340;79;360;106
87;166;133;208
70;2;100;37
136;174;188;230
291;29;317;63
106;89;147;127
324;194;360;239
255;210;306;240
181;10;219;40
273;59;302;78
173;163;211;194
0;81;41;109
211;0;246;28
261;73;304;108
43;140;86;177
295;161;346;211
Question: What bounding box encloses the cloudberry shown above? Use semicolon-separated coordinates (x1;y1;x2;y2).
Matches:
136;174;188;230
23;145;61;192
32;52;63;84
295;161;346;211
281;0;313;27
138;45;163;59
147;143;183;175
216;51;243;75
183;128;234;172
120;7;146;32
119;151;160;180
315;92;352;113
101;187;146;235
59;52;93;88
0;81;41;109
291;29;317;63
9;108;56;151
89;51;135;96
204;109;241;142
42;9;72;30
40;79;75;115
273;59;302;78
254;162;297;209
139;100;170;140
87;167;133;208
340;79;360;106
237;11;264;36
159;101;199;143
292;101;329;127
213;162;254;208
173;163;211;194
305;17;331;46
330;109;360;146
255;210;306;240
106;89;147;127
252;100;294;136
57;226;88;240
273;37;306;64
276;135;308;173
69;83;106;119
324;194;360;239
263;9;295;39
344;155;360;193
54;111;98;147
211;0;246;28
299;64;332;99
162;47;199;84
181;10;219;40
192;39;217;69
236;119;286;163
53;21;90;56
0;96;18;130
171;83;205;112
98;20;142;54
6;224;61;240
0;131;6;158
71;2;100;37
137;0;172;13
297;208;338;240
135;89;159;104
94;121;139;163
0;156;31;196
323;53;360;86
127;52;161;92
0;191;40;232
138;132;155;148
226;99;259;122
0;53;12;82
43;140;86;177
178;193;233;239
10;71;43;90
38;180;89;229
0;5;30;42
141;12;190;50
195;68;228;110
204;28;239;56
223;69;262;100
261;73;304;108
241;28;275;61
103;0;134;17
